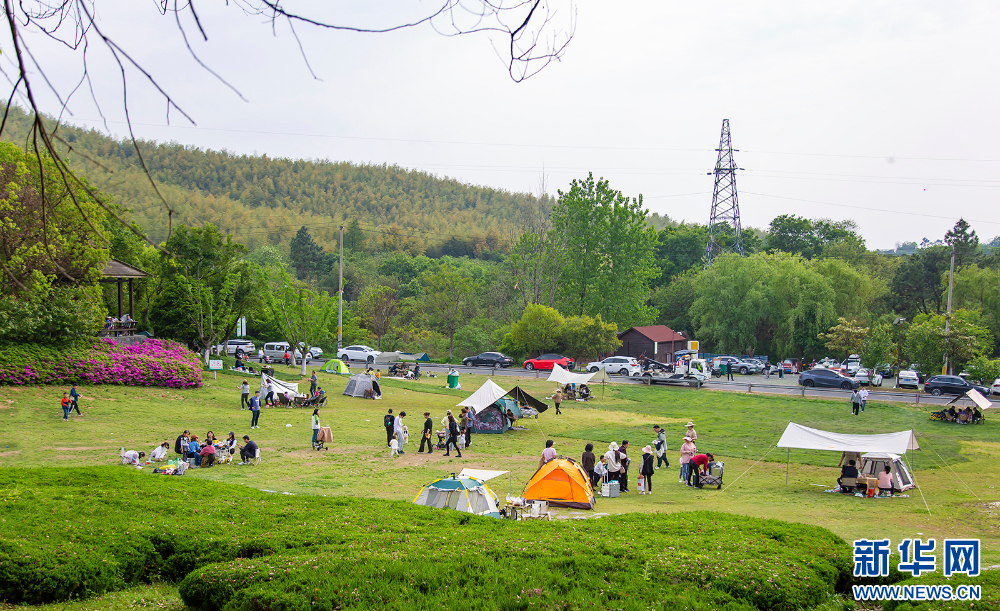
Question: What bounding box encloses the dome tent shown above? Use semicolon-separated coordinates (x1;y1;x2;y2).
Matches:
412;474;501;518
523;457;595;509
859;453;915;491
342;374;381;399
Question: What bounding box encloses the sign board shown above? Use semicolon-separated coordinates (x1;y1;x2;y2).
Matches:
209;360;223;371
687;341;699;351
236;316;246;337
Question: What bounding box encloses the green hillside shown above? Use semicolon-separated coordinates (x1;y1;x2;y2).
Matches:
0;105;550;252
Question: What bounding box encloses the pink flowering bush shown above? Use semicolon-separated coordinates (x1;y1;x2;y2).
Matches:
0;338;202;388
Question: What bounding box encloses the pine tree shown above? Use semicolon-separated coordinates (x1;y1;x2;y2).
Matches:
289;226;331;282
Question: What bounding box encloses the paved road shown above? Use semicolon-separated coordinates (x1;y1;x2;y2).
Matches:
403;362;994;408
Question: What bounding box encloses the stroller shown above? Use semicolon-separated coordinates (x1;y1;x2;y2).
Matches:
695;461;724;489
216;443;235;465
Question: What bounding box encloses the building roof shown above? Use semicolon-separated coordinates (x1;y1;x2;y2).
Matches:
618;325;685;343
101;259;150;279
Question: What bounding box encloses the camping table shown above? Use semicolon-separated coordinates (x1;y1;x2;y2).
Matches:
862;477;877;492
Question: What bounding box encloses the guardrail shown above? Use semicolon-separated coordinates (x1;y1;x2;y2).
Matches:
701;380;991;406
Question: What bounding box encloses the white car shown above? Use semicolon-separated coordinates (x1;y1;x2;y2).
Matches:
855;368;884;387
897;370;920;389
992;377;1000;396
587;356;641;376
216;339;255;355
338;345;381;364
298;342;323;358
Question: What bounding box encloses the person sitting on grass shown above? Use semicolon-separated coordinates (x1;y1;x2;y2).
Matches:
877;464;894;496
187;435;202;466
150;442;169;462
122;449;145;465
205;431;217;446
199;442;217;467
239;435;259;464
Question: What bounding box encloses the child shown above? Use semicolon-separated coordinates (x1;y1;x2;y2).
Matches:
60;392;71;421
640;446;655;494
389;434;400;458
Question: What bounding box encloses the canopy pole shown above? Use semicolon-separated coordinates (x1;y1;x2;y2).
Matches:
785;448;789;484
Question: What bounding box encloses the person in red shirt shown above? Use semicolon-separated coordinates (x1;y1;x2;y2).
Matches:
687;452;715;487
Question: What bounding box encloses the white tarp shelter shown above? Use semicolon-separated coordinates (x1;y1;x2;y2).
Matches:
588;368;612;383
374;351;401;364
457;379;507;414
458;468;509;481
967;389;993;410
776;422;920;454
259;373;303;400
547;364;596;385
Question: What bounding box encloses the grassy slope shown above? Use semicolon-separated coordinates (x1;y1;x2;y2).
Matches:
0;365;997;574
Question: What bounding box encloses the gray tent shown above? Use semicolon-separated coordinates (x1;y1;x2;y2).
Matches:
343;374;381;399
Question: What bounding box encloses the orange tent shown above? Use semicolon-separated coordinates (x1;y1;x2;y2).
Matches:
523;457;595;509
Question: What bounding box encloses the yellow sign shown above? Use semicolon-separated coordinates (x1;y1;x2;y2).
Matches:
688;341;699;351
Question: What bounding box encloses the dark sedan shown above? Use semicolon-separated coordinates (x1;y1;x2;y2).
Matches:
922;375;989;397
462;352;514;368
798;368;860;390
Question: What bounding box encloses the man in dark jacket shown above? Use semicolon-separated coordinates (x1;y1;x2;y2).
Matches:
383;409;394;447
581;443;597;487
418;412;434;453
239;435;259;464
174;430;190;457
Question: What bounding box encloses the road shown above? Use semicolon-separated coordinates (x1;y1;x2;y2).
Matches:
401;362;995;409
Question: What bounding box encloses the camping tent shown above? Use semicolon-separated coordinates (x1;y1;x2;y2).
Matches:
458;468;508;481
457;379;507;412
320;359;350;375
507;386;548;413
547;364;596;385
260;373;304;400
859;453;915;491
342;374;381;399
472;397;520;433
374;351;401;364
776;423;919;453
523;457;595;509
412;475;501;518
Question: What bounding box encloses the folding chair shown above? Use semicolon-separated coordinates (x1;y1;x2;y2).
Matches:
251;448;261;466
839;477;857;493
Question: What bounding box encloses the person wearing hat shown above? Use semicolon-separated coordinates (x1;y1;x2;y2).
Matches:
679;436;697;484
685;422;698;442
604;442;622;487
224;431;238;455
418;412;434;453
640;445;655;494
618;440;631;492
652;425;668;469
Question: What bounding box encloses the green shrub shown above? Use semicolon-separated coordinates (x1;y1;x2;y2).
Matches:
882;570;1000;611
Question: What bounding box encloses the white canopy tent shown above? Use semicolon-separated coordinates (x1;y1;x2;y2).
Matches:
458;468;509;481
373;351;401;364
456;379;508;414
259;373;304;401
546;364;596;385
776;423;920;454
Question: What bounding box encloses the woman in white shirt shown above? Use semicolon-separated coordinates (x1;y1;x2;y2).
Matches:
150;442;169;462
311;409;321;448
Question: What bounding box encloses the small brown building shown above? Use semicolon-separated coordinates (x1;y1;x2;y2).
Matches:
616;325;688;363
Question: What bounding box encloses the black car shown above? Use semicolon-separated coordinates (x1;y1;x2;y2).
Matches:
922;375;989;397
798;368;860;390
462;352;514;368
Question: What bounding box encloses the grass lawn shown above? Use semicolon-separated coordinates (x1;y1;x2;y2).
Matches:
1;363;998;571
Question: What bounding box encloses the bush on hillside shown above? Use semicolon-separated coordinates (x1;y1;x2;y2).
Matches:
0;338;201;387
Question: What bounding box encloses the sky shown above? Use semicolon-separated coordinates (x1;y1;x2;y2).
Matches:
5;0;1000;249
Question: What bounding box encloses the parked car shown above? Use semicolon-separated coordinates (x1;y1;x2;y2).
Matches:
922;375;989;397
713;356;761;375
463;352;514;368
523;354;574;371
587;356;641;376
897;370;921;389
216;339;255;356
854;368;884;387
798;368;860;390
338;345;381;364
298;342;323;358
992;377;1000;396
263;341;315;362
839;355;861;375
782;359;803;374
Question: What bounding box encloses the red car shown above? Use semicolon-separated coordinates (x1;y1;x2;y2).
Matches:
523;353;575;371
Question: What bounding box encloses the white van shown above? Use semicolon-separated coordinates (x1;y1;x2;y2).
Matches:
262;341;312;362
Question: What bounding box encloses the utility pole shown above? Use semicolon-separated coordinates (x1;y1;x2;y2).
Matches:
944;245;956;375
705;119;745;266
338;223;344;351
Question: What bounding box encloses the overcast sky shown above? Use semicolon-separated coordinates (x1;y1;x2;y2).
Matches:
7;1;1000;249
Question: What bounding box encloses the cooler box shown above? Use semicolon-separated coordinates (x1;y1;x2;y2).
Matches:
601;477;619;498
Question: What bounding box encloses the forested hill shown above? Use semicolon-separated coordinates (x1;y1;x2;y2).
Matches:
0;105;550;252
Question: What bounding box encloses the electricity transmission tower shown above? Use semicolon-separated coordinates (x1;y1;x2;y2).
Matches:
705;119;745;265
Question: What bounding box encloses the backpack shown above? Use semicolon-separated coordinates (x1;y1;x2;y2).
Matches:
384;414;394;428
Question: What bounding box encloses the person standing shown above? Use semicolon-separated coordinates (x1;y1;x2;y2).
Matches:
605;442;622;487
553;389;563;415
384;409;395;447
539;440;557;468
393;411;406;454
685;422;698;442
174;430;190;458
249;391;261;429
640;446;655;494
283;349;291;366
444;413;462;457
69;384;82;415
459;408;471;449
418;412;434;453
618;440;631;492
239;379;250;410
726;362;734;381
311;408;321;448
264;380;276;407
859;387;869;413
310;372;318;396
679;436;696;484
652;425;668;469
582;443;597;486
60;392;71;421
850;389;861;416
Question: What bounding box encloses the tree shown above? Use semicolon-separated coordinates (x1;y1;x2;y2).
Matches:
505;230;567;310
289;226;331;283
162;225;248;365
951;265;1000;352
819;317;868;358
505;304;566;358
343;219;366;252
889;246;950;315
767;255;837;360
944;218;980;269
422;265;475;358
653;224;708;286
550;173;658;328
905;310;993;375
766;215;864;259
267;269;336;375
689;253;773;357
859;322;894;375
562;314;621;363
651;271;699;340
359;285;399;350
964;355;1000;386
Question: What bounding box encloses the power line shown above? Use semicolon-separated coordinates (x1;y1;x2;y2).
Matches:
741;192;1000;226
